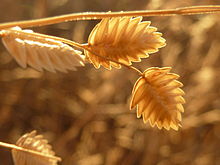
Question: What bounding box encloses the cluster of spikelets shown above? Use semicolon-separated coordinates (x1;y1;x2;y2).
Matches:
130;67;185;130
0;16;185;131
85;17;166;69
0;131;61;165
1;27;85;73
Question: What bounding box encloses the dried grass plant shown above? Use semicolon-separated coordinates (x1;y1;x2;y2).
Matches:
0;131;61;165
0;4;220;165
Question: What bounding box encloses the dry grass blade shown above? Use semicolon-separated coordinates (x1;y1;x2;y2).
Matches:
130;67;185;130
1;26;85;73
85;17;166;69
12;130;60;165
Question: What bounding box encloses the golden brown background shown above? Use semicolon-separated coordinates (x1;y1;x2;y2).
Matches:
0;0;220;165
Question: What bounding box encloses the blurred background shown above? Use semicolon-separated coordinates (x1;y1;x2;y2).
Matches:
0;0;220;165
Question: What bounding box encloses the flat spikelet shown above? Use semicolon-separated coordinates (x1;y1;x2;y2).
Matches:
1;26;85;73
130;67;185;130
85;17;166;69
12;130;60;165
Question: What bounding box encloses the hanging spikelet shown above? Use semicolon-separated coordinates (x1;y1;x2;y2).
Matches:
1;26;85;73
130;67;185;130
12;130;61;165
85;16;166;69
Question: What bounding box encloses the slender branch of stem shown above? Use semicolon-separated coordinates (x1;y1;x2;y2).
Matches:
33;33;143;75
23;31;143;75
51;39;143;75
80;44;143;75
0;28;86;50
0;5;220;30
0;142;61;161
0;29;143;74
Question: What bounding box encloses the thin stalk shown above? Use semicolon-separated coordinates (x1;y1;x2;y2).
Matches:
81;44;143;75
0;29;143;74
34;34;143;75
0;29;85;50
55;40;143;75
0;142;61;161
0;5;220;30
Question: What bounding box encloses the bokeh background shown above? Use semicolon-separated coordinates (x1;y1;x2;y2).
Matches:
0;0;220;165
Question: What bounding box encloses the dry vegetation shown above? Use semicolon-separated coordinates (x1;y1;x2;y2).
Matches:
0;0;220;165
